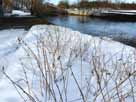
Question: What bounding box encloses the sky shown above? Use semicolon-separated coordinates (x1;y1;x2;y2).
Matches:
46;0;136;5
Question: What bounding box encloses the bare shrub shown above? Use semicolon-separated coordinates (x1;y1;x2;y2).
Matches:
3;26;136;102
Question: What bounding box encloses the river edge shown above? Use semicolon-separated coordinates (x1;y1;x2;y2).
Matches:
0;24;136;48
66;9;136;22
0;15;135;48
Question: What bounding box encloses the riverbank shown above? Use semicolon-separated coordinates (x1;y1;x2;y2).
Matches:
0;25;135;102
66;8;136;21
0;16;51;29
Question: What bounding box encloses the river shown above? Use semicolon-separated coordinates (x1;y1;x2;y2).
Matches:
47;16;136;41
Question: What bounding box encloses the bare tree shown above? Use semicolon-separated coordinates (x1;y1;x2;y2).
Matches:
0;0;3;16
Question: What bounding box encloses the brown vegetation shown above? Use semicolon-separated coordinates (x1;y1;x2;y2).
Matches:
59;1;136;10
2;0;67;16
58;1;69;9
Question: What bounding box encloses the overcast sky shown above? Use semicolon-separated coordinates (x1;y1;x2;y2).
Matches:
46;0;136;5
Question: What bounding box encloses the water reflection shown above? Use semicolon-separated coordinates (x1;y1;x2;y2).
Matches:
77;16;92;23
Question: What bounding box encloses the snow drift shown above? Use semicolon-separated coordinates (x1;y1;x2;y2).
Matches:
0;25;136;102
12;10;31;16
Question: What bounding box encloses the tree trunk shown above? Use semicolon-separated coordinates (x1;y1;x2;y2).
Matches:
0;0;3;16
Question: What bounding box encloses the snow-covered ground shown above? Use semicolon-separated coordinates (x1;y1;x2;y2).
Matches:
111;10;136;13
4;10;31;17
102;9;136;15
12;10;31;16
0;29;27;58
0;29;27;101
0;25;136;102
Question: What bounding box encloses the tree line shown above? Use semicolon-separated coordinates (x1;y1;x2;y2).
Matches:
58;0;136;10
3;0;136;16
3;0;44;15
2;0;67;16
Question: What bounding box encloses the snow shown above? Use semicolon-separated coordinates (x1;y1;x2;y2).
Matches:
102;9;136;15
111;10;136;13
0;29;27;58
103;12;136;15
0;25;136;102
12;10;31;16
0;29;27;102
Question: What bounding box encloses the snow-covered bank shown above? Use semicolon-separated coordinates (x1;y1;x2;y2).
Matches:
12;10;31;16
0;29;27;101
0;25;136;102
4;10;31;17
0;29;27;56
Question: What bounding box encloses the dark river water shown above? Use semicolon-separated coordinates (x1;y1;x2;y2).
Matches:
47;16;136;41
